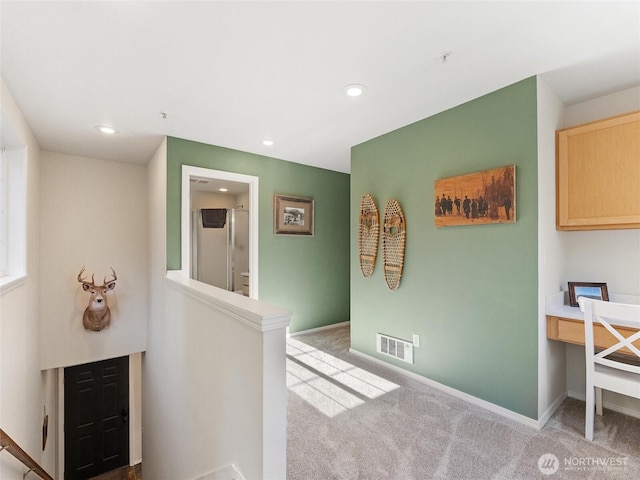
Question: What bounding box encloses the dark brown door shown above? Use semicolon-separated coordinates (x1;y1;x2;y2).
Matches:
65;356;129;480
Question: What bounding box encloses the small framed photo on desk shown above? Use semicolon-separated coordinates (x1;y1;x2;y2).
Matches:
568;282;609;307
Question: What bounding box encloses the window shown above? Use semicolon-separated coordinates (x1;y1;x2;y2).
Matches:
0;144;26;291
0;104;27;292
0;147;6;277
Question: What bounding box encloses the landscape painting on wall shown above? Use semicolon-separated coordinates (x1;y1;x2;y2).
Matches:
434;165;516;227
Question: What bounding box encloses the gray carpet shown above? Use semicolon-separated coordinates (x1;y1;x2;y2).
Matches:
286;325;640;480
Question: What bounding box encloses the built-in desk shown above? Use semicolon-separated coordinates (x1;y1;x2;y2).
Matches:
546;292;640;355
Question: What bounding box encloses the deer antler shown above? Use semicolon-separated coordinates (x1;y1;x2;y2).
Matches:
77;267;95;284
77;267;86;283
104;267;117;284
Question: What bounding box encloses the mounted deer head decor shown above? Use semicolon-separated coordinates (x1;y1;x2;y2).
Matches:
78;267;117;331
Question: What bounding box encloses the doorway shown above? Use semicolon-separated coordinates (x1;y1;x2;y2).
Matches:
181;165;259;298
191;207;249;293
64;356;129;480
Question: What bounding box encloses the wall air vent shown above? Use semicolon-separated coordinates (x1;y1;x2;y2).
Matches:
376;333;413;364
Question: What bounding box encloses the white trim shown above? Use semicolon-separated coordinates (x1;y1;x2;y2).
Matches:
349;347;543;430
288;321;350;338
181;165;260;299
538;391;567;427
129;353;143;466
195;464;245;480
57;368;64;480
166;270;290;332
567;389;640;420
0;273;26;295
0;146;7;277
0;146;26;280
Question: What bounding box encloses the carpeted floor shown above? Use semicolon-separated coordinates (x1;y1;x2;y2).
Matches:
286;325;640;480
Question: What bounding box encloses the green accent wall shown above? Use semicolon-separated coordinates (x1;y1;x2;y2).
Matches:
350;78;539;418
166;137;350;333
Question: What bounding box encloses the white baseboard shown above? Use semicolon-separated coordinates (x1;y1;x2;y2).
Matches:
196;463;244;480
538;392;567;428
567;390;640;419
349;348;544;430
288;321;350;338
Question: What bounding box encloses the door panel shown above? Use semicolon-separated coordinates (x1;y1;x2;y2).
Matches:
65;356;129;480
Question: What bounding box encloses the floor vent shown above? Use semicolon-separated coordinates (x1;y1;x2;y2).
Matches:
376;333;413;364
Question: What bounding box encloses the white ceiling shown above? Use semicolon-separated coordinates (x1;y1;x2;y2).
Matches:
1;1;639;174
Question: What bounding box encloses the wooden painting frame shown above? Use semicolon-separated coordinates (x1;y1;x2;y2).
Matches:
568;282;609;307
434;165;516;227
274;194;314;236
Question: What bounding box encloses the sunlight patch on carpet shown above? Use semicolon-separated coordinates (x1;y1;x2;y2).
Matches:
287;337;399;417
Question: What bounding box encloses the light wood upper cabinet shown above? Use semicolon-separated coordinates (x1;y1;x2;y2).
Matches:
556;110;640;230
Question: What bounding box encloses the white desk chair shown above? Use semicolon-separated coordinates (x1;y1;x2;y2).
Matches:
578;297;640;441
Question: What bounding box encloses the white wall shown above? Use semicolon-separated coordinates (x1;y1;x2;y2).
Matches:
37;151;148;477
143;274;289;480
146;276;262;480
141;138;166;478
39;151;148;369
560;86;640;415
0;78;56;477
536;77;568;422
144;142;289;478
142;138;171;478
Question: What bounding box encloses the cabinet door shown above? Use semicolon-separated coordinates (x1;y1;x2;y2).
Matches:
556;110;640;230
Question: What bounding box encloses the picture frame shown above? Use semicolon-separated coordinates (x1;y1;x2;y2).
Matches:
434;164;515;227
568;282;609;307
274;194;314;236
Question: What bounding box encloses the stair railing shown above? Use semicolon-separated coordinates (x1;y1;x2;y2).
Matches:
0;428;54;480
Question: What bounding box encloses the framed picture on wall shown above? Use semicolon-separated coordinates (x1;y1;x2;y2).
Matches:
434;164;515;227
568;282;609;307
274;194;314;236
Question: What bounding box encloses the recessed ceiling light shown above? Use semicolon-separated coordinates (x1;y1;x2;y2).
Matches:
263;139;274;146
95;124;118;135
219;188;228;192
344;84;367;97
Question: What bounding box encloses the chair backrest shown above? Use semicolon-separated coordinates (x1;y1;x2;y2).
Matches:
579;297;640;375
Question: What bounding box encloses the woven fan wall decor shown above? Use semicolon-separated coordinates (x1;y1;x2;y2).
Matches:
383;199;406;291
358;194;379;277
